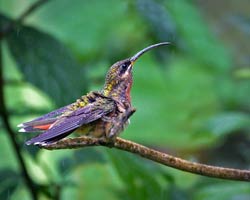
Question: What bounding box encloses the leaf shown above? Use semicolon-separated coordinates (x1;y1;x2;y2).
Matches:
135;0;176;63
127;58;218;149
135;0;177;42
0;13;12;33
205;112;250;137
0;169;20;199
193;181;250;200
164;0;231;72
58;148;105;176
63;162;121;200
166;185;189;200
107;150;172;200
24;144;40;160
31;0;136;57
6;23;87;106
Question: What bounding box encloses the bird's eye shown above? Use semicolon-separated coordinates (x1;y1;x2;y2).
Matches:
121;64;128;70
120;61;131;74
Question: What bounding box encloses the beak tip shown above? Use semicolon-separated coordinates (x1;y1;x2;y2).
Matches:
130;42;170;62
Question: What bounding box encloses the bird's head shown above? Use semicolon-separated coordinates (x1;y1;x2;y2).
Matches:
102;42;170;103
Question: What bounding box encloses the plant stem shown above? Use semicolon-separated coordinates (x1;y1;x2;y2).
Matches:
0;1;51;198
0;44;38;199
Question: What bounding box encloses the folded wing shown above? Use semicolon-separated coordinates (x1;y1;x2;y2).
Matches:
18;104;73;132
25;98;115;145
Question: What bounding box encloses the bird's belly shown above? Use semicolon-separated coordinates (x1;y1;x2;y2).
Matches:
75;119;112;138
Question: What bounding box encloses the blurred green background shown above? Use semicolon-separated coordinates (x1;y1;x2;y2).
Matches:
0;0;250;199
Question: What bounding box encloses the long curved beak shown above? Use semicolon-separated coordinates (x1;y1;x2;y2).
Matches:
130;42;170;64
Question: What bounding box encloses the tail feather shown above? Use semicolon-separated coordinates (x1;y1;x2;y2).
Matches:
22;104;71;124
25;129;76;146
19;123;54;133
19;127;42;132
18;118;57;133
17;104;71;129
19;118;57;129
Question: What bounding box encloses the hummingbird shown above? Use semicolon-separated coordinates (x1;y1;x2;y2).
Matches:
18;42;170;145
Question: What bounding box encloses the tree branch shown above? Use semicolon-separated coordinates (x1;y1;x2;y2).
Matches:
42;136;250;182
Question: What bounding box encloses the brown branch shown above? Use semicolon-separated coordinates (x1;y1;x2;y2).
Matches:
42;136;250;182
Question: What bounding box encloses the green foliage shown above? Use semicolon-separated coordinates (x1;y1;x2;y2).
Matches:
0;0;250;199
0;169;20;199
193;181;250;200
107;150;171;200
164;0;231;72
6;22;87;106
205;112;250;137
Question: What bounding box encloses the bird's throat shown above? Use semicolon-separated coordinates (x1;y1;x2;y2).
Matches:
103;80;132;104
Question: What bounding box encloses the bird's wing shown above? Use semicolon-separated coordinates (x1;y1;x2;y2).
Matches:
18;103;73;131
25;98;115;145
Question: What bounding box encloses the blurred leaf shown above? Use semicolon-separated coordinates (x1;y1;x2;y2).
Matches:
199;132;250;169
0;169;20;199
164;0;231;72
217;77;250;111
193;181;250;200
0;132;18;169
234;68;250;79
8;184;31;200
30;0;139;59
0;13;12;32
58;148;105;176
228;14;250;36
5;22;87;106
205;112;250;137
24;145;40;160
62;162;122;200
107;150;171;200
134;0;176;64
127;58;218;149
166;185;189;200
135;0;176;42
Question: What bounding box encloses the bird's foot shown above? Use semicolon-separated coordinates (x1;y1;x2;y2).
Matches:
98;136;116;147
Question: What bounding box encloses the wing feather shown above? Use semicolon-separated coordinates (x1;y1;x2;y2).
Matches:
25;98;115;145
18;104;72;128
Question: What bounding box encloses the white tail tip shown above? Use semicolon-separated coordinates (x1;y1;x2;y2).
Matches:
19;128;26;132
17;123;24;128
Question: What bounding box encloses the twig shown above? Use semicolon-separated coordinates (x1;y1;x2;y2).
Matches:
17;0;50;23
0;0;50;40
43;136;250;182
0;45;38;199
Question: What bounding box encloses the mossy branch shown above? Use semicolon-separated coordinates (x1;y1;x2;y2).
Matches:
42;136;250;182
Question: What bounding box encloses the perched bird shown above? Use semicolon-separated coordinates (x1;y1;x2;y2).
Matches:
18;42;170;145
